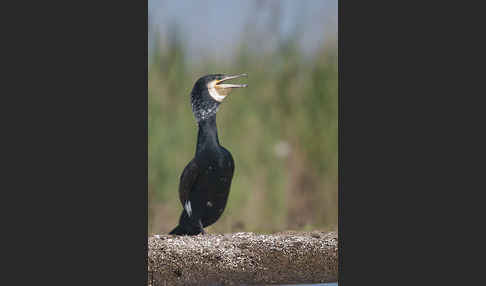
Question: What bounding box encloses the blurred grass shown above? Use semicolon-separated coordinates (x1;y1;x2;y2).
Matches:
149;19;337;235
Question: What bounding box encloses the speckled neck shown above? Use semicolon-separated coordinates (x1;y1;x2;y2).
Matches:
191;92;220;123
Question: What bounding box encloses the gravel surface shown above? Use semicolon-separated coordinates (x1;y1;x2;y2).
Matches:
148;231;338;286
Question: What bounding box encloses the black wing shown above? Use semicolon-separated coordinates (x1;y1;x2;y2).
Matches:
178;159;199;206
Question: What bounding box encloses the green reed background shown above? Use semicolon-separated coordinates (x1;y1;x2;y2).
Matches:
149;19;337;234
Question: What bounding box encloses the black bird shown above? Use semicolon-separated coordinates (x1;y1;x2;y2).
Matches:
169;73;248;235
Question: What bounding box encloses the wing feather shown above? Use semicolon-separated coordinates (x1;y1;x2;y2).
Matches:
178;160;199;206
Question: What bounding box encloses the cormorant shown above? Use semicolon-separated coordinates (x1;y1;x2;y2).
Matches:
169;73;248;235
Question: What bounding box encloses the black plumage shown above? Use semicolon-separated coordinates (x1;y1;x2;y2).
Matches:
170;74;247;235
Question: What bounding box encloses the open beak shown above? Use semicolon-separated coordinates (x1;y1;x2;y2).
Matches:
215;73;248;89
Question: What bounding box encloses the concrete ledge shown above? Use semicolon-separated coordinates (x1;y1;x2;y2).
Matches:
148;231;338;286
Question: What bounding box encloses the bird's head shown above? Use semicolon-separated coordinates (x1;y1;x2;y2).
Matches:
190;73;247;122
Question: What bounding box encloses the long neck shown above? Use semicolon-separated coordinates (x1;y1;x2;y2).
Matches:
196;115;219;153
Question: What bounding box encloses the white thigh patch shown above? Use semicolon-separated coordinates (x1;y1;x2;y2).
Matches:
184;201;192;217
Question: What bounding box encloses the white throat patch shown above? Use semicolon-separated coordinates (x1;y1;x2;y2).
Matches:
208;82;225;102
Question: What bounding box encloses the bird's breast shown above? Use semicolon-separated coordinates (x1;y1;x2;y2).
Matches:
194;148;234;194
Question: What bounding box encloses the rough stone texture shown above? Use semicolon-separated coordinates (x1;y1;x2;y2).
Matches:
148;231;338;286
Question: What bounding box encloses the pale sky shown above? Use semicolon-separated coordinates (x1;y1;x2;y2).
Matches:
149;0;338;62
